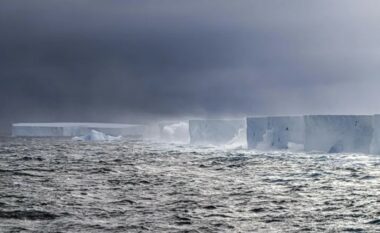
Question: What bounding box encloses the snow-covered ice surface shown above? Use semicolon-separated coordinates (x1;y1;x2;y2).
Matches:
305;115;373;153
0;137;379;232
72;130;122;142
12;122;145;137
189;119;245;145
247;116;304;150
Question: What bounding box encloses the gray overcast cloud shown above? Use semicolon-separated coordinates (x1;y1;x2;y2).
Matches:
1;0;380;134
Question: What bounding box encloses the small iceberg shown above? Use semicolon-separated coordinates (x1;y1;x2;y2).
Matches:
72;130;122;142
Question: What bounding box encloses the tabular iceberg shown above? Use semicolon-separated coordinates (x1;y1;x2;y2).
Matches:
304;115;373;153
247;116;305;150
12;122;145;138
189;119;245;145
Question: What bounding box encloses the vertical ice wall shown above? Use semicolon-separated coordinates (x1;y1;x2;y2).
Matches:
12;125;64;137
12;123;145;137
246;117;268;149
189;119;245;145
370;115;380;154
304;115;373;153
247;116;305;150
268;116;305;149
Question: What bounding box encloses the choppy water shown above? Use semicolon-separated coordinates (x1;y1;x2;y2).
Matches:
0;137;380;232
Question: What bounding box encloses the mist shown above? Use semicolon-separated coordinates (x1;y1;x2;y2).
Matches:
1;0;380;135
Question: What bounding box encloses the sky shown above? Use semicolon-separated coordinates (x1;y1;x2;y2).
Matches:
1;0;380;134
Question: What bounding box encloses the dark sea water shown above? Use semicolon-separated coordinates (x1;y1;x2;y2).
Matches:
0;137;380;232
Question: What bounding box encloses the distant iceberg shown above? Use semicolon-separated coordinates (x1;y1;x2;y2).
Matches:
370;115;380;154
72;130;122;142
12;122;145;138
12;115;380;154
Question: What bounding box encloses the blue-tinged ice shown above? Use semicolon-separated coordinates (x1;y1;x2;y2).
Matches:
304;115;373;153
12;122;145;138
247;116;304;150
369;115;380;154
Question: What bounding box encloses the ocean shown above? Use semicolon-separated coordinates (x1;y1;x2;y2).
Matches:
0;137;379;232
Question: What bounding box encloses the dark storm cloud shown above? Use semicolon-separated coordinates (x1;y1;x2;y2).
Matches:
1;0;380;134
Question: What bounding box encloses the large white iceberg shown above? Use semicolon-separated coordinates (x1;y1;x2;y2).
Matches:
304;115;373;153
12;122;145;138
247;116;304;150
189;119;245;145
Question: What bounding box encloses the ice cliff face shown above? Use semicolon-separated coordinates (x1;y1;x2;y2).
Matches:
246;117;268;149
248;115;375;154
189;119;245;145
267;116;305;149
370;115;380;154
304;115;373;153
247;116;304;150
12;123;145;138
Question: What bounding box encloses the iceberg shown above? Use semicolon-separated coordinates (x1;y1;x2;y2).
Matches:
304;115;373;153
370;115;380;154
12;122;145;138
247;116;305;150
72;130;122;141
246;117;268;149
189;119;245;145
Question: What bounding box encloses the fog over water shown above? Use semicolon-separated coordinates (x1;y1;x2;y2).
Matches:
1;1;380;134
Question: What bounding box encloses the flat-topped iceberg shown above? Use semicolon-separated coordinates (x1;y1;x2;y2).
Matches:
189;119;245;145
247;116;304;150
304;115;373;153
12;122;145;138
